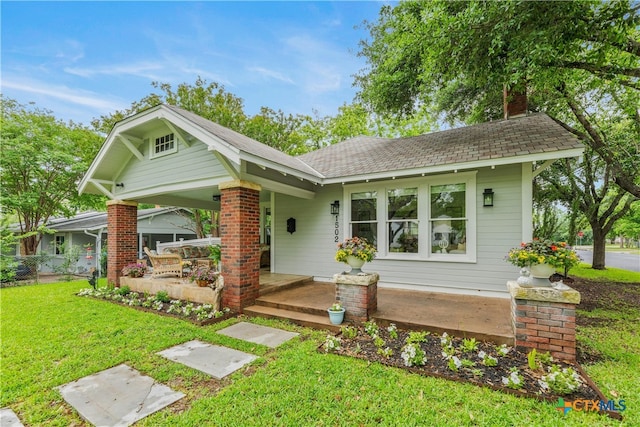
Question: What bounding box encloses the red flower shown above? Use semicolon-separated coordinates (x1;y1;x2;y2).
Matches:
550;245;558;251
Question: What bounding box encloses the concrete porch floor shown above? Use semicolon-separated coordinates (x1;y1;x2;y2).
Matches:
122;272;513;345
246;282;514;345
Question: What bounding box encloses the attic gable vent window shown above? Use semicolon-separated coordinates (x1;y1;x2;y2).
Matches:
151;132;177;158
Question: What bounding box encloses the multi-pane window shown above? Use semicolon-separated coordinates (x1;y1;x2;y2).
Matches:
350;191;377;246
55;235;65;255
430;184;467;254
347;174;474;261
387;188;418;253
153;133;176;157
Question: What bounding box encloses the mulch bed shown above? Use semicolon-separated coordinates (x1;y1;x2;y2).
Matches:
320;277;636;420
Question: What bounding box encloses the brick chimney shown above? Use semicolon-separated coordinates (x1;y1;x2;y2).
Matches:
503;86;527;119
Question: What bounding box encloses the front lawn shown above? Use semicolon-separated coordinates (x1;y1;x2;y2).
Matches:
1;279;636;426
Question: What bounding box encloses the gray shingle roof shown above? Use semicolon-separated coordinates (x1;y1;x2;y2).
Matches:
297;114;583;178
165;105;323;178
45;208;181;231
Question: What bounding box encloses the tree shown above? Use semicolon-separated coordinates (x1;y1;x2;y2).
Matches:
356;0;640;198
613;202;640;248
1;97;104;255
541;151;635;269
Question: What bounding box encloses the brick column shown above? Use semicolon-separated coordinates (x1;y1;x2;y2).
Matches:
333;273;379;322
507;281;580;362
219;180;261;311
107;200;138;287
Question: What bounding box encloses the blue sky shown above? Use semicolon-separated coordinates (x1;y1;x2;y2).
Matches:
2;1;388;126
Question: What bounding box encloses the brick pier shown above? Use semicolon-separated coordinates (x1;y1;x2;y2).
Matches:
107;200;138;287
508;281;580;361
333;273;379;322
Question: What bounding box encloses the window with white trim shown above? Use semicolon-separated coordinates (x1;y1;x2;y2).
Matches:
55;235;65;255
430;183;467;255
151;132;177;158
350;191;377;246
346;173;476;262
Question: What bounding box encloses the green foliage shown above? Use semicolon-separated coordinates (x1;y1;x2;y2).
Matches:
1;282;638;425
571;264;640;283
461;338;478;353
116;286;131;296
51;243;82;279
155;291;170;303
373;336;385;348
356;1;640;199
0;97;104;255
406;331;428;344
363;319;379;337
340;325;358;339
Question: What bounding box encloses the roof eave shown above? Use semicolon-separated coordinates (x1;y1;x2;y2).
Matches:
320;147;585;185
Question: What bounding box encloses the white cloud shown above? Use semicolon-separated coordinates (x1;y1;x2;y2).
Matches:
64;62;164;80
247;67;295;84
2;79;124;111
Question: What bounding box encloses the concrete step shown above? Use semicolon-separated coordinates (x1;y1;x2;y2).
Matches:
252;297;329;317
243;304;343;333
259;276;314;296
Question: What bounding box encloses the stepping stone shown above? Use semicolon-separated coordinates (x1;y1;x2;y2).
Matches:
218;322;299;348
56;364;184;427
0;408;24;427
157;340;257;379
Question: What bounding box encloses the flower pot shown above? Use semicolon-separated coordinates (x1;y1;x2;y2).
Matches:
196;280;210;287
346;255;366;275
530;263;555;279
328;308;346;325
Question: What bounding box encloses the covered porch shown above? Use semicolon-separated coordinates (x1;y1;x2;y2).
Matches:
122;271;513;345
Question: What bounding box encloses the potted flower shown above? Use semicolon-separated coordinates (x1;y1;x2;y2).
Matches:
328;302;345;325
506;239;580;280
121;262;146;278
335;237;377;274
188;266;218;287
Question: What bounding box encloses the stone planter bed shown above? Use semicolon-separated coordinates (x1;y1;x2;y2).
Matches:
77;287;235;326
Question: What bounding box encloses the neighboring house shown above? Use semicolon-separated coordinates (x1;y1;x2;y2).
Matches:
79;100;583;309
33;208;196;275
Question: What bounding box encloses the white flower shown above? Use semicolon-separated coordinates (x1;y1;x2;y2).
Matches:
478;350;486;360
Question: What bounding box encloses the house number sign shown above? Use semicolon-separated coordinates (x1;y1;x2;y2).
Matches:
334;214;340;242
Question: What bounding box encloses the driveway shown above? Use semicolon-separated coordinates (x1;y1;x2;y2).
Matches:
576;250;640;272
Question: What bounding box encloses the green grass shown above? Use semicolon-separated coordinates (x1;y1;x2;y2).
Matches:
2;280;637;426
570;263;640;283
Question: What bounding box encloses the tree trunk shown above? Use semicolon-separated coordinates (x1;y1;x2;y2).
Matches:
591;226;607;270
21;235;39;256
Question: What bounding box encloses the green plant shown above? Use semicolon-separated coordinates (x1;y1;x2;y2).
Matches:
502;368;524;390
506;239;580;273
188;266;218;283
377;347;393;358
539;365;583;395
400;343;427;367
477;351;498;367
461;337;478;352
448;356;461;372
387;323;398;339
341;325;358;339
329;302;343;312
121;263;146;277
116;286;131;296
527;349;538;370
325;335;341;353
155;290;170;303
363;319;379;337
406;331;428;344
373;336;385;348
461;359;475;368
335;237;377;263
208;244;221;266
496;344;511;357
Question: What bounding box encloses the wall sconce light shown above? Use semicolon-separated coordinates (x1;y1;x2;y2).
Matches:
212;195;221;202
483;188;494;207
115;183;124;188
287;217;296;234
330;200;340;215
